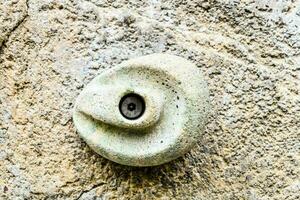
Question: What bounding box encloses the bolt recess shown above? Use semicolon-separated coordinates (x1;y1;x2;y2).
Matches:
119;93;145;120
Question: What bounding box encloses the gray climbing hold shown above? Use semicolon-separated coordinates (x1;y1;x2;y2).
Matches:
73;53;210;166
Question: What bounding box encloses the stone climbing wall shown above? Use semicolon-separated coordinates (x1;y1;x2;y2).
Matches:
0;0;299;199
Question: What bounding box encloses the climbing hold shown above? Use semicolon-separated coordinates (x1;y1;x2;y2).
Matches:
73;54;210;166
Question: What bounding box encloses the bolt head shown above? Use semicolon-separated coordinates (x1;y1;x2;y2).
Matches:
119;93;145;120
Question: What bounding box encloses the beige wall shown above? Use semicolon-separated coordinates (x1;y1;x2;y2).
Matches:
0;0;299;199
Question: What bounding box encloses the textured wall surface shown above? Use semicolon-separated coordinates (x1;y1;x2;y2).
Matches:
0;0;299;199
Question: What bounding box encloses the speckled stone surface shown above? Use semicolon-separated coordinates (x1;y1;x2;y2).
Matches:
0;0;299;199
73;54;210;166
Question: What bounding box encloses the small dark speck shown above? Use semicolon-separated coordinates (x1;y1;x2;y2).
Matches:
162;83;165;85
160;140;163;143
176;105;178;108
4;186;8;193
177;96;180;100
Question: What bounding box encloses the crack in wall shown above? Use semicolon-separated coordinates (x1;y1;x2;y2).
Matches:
0;0;29;54
75;182;106;200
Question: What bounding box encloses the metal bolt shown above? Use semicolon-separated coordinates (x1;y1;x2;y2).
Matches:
119;93;145;120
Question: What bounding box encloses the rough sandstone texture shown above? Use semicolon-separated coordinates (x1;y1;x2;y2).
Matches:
0;0;299;199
